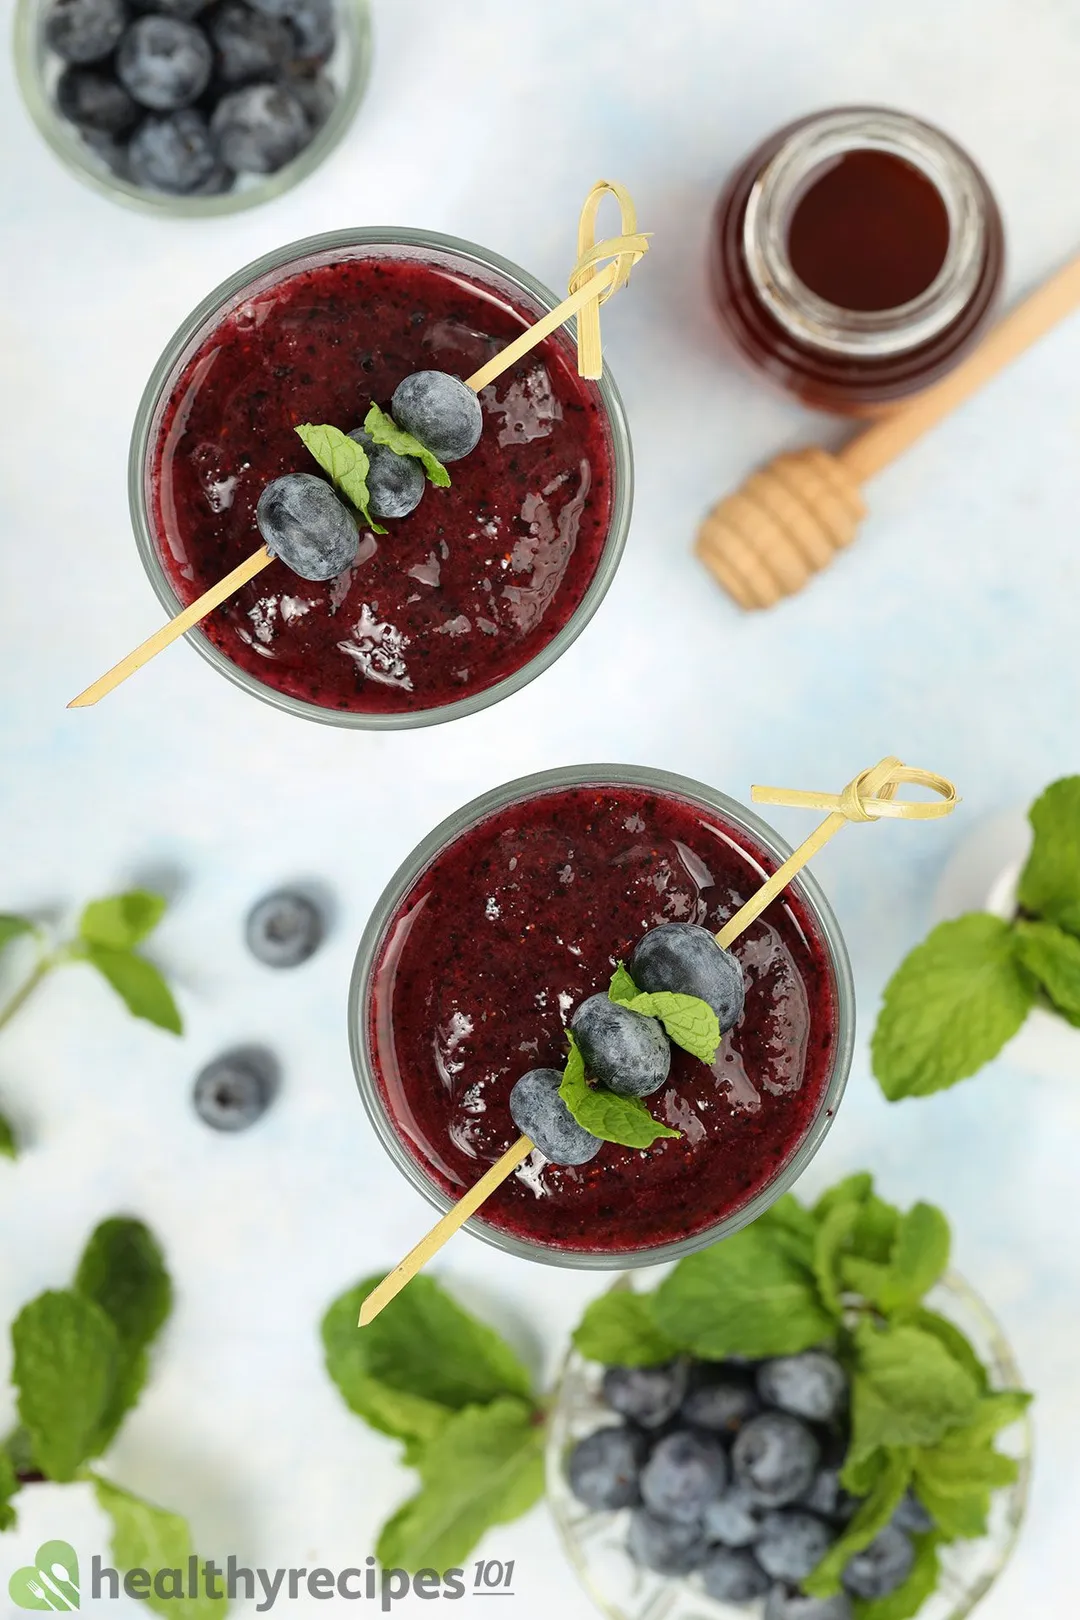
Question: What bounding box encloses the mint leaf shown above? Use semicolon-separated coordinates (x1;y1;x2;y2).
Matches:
908;1474;990;1540
853;1532;942;1620
0;1444;18;1532
82;945;182;1034
376;1396;544;1574
295;422;387;534
75;1218;172;1452
879;1201;950;1311
322;1288;454;1454
952;1388;1031;1444
93;1476;227;1618
571;1290;679;1367
813;1199;861;1318
324;1275;533;1421
803;1446;912;1598
1015;918;1080;1025
653;1225;834;1359
914;1440;1018;1495
813;1173;874;1222
872;915;1036;1100
0;914;35;953
607;961;640;1005
12;1289;117;1481
364;404;452;489
0;1108;16;1161
850;1321;980;1460
851;1193;902;1263
560;1033;679;1148
626;990;721;1063
1017;775;1080;936
79;891;166;950
756;1194;818;1269
906;1309;990;1395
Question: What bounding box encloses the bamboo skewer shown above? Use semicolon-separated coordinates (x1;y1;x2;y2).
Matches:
69;185;648;710
696;251;1080;609
359;756;958;1327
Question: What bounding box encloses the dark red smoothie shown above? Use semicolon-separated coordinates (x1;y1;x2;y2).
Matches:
367;781;841;1253
149;249;617;715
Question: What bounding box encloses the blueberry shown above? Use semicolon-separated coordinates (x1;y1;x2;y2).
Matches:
82;127;131;175
56;67;139;135
193;1050;275;1131
629;923;745;1034
128;110;228;194
256;472;358;579
732;1413;820;1507
892;1490;934;1534
132;0;210;15
765;1589;853;1620
758;1352;848;1425
703;1484;767;1548
117;16;213;110
44;0;126;63
842;1526;915;1600
700;1547;770;1603
508;1068;602;1166
289;70;336;128
602;1362;688;1429
206;1;295;84
284;0;335;62
245;889;324;967
627;1510;707;1576
570;995;670;1098
248;0;336;57
800;1468;858;1524
389;371;483;463
640;1430;728;1525
348;429;425;521
211;82;311;172
755;1510;833;1581
681;1369;760;1435
566;1425;646;1512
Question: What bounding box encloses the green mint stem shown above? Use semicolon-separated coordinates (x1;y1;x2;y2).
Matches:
0;953;57;1035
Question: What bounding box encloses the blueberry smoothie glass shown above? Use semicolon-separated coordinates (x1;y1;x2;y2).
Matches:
349;765;855;1268
129;229;632;727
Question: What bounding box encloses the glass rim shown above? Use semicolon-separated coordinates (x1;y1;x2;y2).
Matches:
12;0;373;218
744;106;989;359
128;227;633;730
347;762;856;1269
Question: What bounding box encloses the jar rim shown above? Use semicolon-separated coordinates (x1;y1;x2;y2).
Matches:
128;228;634;729
347;762;856;1270
743;107;989;359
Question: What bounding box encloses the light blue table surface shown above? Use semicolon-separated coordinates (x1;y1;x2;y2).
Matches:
2;1;1079;1614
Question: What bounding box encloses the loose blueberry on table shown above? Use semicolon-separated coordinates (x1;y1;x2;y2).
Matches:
192;1048;276;1130
41;0;339;195
565;1345;914;1618
245;887;324;967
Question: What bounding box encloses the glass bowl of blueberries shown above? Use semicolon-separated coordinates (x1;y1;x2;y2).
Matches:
548;1257;1031;1620
13;0;372;213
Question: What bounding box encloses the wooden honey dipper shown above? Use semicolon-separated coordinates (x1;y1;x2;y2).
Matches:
696;253;1080;608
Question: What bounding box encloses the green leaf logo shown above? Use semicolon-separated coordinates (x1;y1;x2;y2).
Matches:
9;1540;80;1609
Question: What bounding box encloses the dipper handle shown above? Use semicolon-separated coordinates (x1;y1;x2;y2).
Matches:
841;251;1080;483
697;251;1080;609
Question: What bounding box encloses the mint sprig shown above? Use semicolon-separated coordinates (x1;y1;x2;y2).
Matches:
324;1273;544;1571
559;1032;680;1149
873;773;1080;1098
295;422;387;534
0;893;181;1160
567;1171;1030;1607
2;1219;222;1612
364;404;451;488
